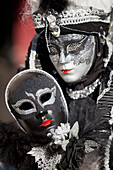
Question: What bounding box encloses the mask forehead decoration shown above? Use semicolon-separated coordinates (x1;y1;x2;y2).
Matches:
5;69;68;136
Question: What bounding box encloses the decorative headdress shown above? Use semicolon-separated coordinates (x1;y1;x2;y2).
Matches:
30;0;113;37
26;0;113;101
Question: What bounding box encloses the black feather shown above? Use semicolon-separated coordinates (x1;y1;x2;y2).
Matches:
39;0;69;13
0;121;36;169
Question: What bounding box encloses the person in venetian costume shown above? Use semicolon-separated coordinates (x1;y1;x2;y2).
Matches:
23;0;113;167
0;69;112;169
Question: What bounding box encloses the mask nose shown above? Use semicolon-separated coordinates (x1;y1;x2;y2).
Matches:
59;50;67;64
35;110;47;119
35;110;53;119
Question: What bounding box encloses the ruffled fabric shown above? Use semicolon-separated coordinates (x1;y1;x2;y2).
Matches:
63;96;111;169
57;138;85;170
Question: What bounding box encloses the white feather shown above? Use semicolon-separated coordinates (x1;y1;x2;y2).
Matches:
69;0;113;13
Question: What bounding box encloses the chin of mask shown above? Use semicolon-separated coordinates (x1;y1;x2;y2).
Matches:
48;34;95;83
5;69;68;137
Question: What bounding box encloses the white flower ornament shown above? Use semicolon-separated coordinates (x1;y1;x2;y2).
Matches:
52;122;79;151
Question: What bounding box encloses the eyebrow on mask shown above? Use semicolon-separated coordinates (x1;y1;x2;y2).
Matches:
25;91;35;100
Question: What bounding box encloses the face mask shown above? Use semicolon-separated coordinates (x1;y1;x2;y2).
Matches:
5;69;68;137
48;33;95;83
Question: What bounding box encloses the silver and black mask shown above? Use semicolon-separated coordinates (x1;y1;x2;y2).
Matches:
5;69;68;136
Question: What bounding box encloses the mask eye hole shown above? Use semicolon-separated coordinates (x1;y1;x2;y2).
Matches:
40;93;52;104
36;86;56;107
49;46;59;55
19;102;34;110
12;99;36;115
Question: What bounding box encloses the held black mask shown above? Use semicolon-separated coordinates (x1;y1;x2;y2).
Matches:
5;69;68;137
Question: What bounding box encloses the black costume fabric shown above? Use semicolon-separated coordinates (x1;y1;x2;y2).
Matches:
0;121;37;170
0;96;111;170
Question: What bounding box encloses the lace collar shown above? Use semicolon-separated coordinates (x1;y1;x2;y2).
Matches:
28;146;61;170
66;79;100;99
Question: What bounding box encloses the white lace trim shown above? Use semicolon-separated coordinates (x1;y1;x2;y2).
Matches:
97;72;113;169
85;140;99;153
32;7;110;29
29;34;43;69
29;50;36;69
67;79;100;99
28;147;61;170
97;70;113;102
109;107;113;125
104;137;112;170
104;107;113;170
103;39;113;68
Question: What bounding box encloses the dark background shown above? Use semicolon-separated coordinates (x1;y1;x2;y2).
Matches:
0;0;19;122
0;0;35;122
